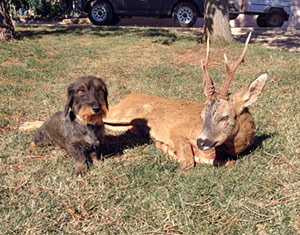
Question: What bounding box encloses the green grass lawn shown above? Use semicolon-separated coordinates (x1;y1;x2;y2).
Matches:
0;26;299;234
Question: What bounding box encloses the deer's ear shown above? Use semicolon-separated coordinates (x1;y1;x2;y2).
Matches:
231;73;268;114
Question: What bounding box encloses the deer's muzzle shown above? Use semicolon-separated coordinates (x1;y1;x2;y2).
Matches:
197;138;217;151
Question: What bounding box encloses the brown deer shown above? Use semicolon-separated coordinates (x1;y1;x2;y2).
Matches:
103;32;268;169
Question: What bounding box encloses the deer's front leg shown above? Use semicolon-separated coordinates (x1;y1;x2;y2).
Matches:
155;141;177;160
171;136;195;170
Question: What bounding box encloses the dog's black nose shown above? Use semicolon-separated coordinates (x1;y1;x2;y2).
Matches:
92;106;101;113
197;138;217;151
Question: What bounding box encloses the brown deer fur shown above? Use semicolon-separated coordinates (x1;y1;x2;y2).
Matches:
103;76;266;169
104;33;268;169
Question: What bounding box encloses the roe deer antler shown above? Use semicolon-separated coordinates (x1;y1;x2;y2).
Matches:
200;37;215;100
219;32;252;99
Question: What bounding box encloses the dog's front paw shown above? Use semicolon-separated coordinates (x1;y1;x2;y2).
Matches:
91;153;101;166
75;162;88;176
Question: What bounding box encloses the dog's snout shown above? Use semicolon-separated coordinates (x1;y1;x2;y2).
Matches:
197;138;217;151
92;105;101;113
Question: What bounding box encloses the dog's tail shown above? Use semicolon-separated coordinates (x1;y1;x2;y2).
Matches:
18;121;44;132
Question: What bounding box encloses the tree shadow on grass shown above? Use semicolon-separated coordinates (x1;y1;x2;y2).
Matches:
234;28;300;52
15;25;195;45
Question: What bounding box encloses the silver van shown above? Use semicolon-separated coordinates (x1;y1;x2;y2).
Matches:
230;0;291;27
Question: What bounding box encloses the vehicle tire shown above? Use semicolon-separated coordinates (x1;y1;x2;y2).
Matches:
173;2;198;27
266;11;285;27
88;0;114;25
257;16;267;27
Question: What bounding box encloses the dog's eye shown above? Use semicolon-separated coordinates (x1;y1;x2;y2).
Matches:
95;87;102;92
78;89;85;94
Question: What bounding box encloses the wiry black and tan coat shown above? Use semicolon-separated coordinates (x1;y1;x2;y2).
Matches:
34;76;108;175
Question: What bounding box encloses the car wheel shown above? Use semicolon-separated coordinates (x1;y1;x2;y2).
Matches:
257;16;267;27
88;0;114;25
173;2;198;27
266;11;285;27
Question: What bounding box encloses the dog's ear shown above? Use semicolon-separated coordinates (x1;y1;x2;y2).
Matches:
64;83;74;117
102;83;109;110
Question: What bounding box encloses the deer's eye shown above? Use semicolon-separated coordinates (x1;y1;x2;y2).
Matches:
219;115;229;123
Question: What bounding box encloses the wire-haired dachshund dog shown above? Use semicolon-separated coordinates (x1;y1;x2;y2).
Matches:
34;76;109;176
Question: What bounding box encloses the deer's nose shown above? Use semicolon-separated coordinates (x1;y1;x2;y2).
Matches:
197;138;217;151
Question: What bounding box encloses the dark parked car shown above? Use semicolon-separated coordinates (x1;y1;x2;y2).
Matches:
79;0;205;27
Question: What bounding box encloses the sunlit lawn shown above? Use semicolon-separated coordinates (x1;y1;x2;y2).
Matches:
0;26;299;233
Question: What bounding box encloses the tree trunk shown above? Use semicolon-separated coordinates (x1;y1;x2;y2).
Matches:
0;0;15;41
202;0;233;42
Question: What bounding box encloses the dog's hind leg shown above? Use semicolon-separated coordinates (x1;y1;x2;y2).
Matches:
33;124;55;147
29;126;54;151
